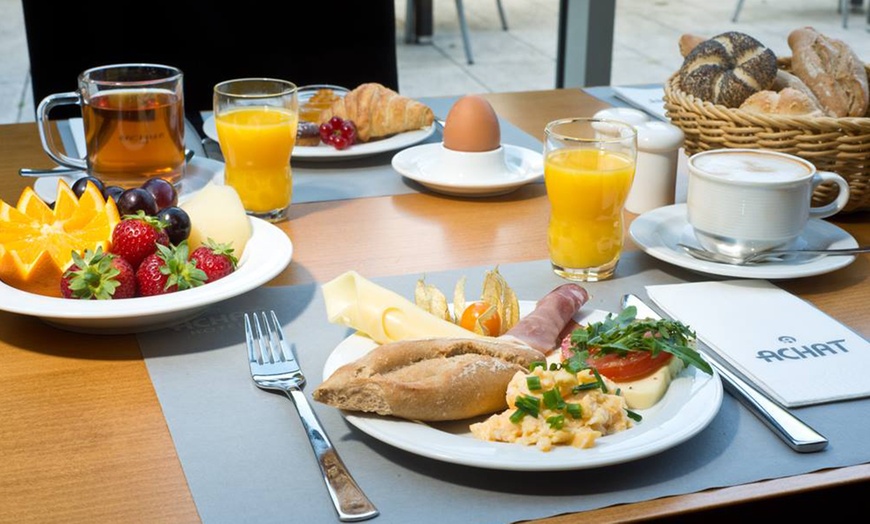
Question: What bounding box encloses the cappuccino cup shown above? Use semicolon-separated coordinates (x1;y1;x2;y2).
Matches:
686;149;850;257
36;63;186;189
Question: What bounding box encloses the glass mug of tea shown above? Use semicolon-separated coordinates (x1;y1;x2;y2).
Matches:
36;63;186;188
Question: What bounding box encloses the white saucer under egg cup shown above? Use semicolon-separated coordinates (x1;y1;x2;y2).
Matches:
437;143;510;182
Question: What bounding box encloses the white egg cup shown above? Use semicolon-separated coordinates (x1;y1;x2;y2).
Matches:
437;143;509;181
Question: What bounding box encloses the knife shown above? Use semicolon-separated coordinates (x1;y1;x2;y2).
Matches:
621;294;829;453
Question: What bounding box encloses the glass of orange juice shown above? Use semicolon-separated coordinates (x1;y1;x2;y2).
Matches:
214;78;298;222
543;117;637;281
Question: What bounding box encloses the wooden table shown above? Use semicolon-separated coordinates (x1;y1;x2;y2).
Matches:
1;89;868;522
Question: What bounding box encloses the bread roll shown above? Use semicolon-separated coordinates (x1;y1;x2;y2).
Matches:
787;27;869;117
679;31;778;108
313;337;545;421
772;69;829;116
739;88;825;117
679;34;706;58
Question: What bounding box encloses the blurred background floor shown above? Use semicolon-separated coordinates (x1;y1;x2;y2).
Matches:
0;0;867;124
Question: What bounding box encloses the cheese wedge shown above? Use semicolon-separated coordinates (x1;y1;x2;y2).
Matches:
322;271;481;345
615;357;685;410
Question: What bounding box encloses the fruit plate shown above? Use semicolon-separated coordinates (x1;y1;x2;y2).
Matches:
0;217;292;334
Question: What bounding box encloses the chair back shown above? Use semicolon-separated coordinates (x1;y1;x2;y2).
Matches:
22;1;399;128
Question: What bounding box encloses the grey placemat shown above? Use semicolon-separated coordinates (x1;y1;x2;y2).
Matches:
137;253;870;524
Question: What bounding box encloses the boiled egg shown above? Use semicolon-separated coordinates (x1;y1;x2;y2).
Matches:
442;95;501;152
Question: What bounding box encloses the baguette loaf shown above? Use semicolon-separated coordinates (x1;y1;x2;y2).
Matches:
739;87;825;117
313;337;545;421
320;82;434;142
787;27;869;117
679;31;778;108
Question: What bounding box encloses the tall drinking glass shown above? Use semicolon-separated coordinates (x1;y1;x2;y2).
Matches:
543;118;637;281
214;78;298;222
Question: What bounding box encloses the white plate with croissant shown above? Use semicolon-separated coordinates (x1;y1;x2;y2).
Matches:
203;116;437;161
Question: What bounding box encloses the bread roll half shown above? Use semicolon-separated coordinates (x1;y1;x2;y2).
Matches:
739;87;825;117
313;337;545;421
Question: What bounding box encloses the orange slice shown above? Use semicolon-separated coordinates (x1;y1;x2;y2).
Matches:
0;180;120;297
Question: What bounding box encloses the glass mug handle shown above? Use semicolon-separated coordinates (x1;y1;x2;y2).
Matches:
809;171;851;219
36;91;88;170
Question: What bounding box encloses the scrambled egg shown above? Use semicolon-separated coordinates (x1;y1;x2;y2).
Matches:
470;365;632;451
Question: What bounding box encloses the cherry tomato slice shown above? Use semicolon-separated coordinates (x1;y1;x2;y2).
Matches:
585;347;673;382
459;301;501;336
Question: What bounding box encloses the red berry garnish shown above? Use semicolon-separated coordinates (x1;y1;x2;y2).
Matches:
319;116;357;150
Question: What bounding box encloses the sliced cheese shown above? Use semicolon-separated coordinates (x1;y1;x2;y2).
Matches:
615;357;685;410
322;271;482;345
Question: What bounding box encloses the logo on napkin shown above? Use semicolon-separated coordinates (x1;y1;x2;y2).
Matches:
646;280;870;407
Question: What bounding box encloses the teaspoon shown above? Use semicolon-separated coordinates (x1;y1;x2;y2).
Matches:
677;243;870;265
19;149;196;178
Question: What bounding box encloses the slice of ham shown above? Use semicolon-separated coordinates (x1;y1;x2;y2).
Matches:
500;283;589;354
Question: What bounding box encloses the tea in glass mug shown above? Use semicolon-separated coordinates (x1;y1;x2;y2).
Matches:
37;63;186;188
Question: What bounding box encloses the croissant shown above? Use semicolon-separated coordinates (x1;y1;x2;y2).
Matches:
319;83;434;142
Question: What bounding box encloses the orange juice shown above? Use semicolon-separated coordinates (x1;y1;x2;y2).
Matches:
544;148;635;274
216;106;298;215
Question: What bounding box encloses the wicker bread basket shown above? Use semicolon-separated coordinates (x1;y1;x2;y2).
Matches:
663;58;870;213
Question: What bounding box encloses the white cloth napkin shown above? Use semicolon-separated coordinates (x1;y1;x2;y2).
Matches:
647;279;870;407
612;86;667;121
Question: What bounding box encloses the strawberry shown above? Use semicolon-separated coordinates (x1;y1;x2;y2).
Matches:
136;242;206;297
60;247;137;299
189;239;238;283
110;210;170;269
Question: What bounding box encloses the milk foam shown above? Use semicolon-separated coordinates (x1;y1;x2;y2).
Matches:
693;152;810;182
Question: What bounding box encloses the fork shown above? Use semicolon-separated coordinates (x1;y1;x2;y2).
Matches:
245;311;379;522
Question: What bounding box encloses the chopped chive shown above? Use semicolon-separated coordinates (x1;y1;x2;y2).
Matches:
546;415;565;429
573;382;599;393
626;409;642;422
514;394;540;418
591;368;608;393
565;403;582;419
526;375;542;390
529;361;546;371
542;388;566;410
509;409;525;424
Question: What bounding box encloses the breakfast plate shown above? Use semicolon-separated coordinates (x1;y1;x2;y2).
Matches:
32;156;225;204
391;143;544;197
321;305;723;471
203;118;437;162
630;204;860;279
0;217;292;334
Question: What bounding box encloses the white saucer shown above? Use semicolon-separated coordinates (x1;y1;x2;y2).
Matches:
32;156;225;203
629;204;860;279
391;143;543;197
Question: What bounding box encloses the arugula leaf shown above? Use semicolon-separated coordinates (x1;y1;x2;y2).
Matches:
570;306;713;375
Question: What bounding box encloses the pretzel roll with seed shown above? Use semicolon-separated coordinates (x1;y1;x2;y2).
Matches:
679;31;778;108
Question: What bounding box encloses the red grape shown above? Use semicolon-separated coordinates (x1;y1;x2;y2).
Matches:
117;187;158;216
141;177;178;210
